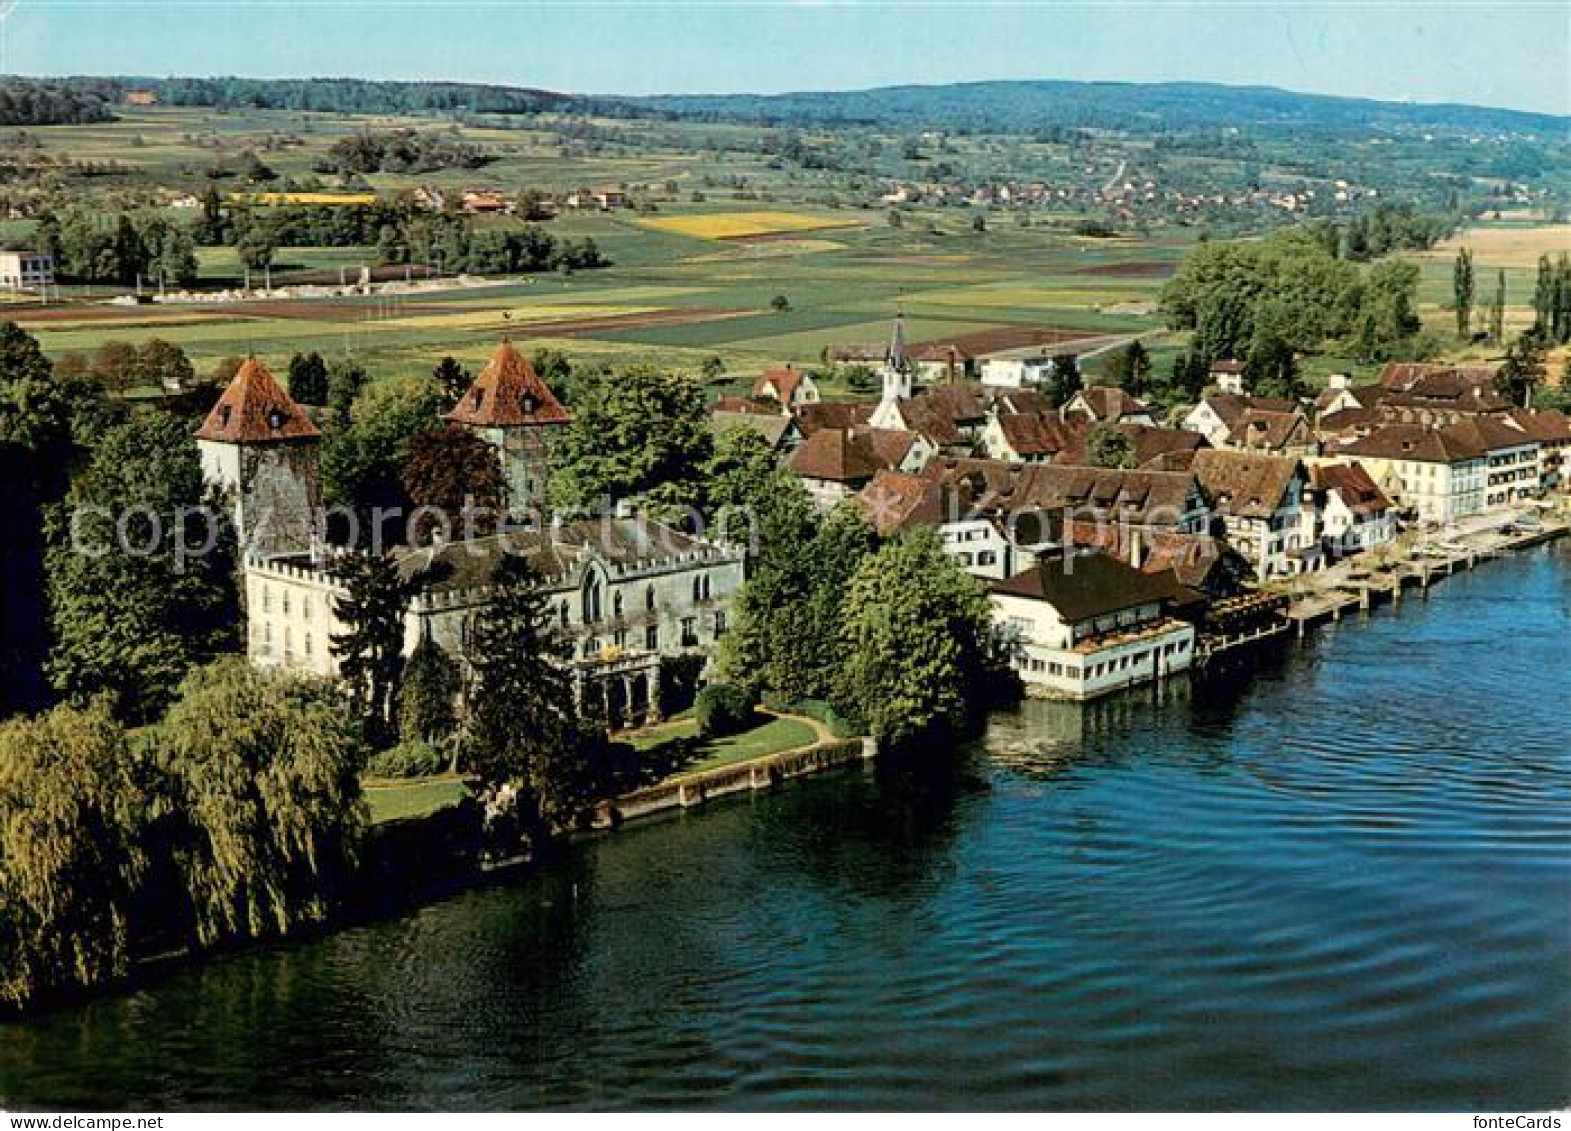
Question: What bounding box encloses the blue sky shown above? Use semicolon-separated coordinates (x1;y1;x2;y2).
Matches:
3;1;1567;115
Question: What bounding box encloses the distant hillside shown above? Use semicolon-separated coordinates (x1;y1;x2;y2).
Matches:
36;75;647;120
628;79;1568;137
18;75;1564;138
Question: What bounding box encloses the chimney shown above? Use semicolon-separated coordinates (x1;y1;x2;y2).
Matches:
1128;526;1145;570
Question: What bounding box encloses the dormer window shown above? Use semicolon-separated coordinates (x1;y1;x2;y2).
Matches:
267;408;285;431
218;405;232;428
522;394;537;415
472;389;485;411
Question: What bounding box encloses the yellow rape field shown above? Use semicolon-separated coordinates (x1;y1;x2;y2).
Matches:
638;211;861;240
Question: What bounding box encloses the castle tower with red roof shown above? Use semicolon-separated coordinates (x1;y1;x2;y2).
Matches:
195;357;322;558
445;340;571;515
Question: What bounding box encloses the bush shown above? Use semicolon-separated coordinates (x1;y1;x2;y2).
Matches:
694;682;754;738
366;739;448;779
760;695;864;739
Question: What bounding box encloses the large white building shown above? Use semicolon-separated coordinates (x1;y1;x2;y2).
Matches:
990;551;1196;701
1340;424;1487;526
0;250;54;291
246;519;745;725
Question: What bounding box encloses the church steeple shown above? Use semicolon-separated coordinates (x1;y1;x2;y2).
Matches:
880;312;913;405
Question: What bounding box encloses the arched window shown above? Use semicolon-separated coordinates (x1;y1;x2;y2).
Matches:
582;573;603;623
645;585;656;611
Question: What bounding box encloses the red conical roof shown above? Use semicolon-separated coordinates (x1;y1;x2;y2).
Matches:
194;357;320;444
444;341;571;429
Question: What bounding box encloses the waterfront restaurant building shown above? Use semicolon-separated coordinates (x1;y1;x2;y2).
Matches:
990;551;1196;701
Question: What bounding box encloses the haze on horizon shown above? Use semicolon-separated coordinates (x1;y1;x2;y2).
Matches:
3;1;1567;117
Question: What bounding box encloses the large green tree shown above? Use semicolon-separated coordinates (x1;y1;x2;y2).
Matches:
1453;248;1474;338
835;527;994;748
286;351;329;406
401;425;506;544
329;551;419;747
547;366;712;514
720;501;875;703
321;371;442;545
399;636;461;749
0;323;77;717
45;411;238;723
463;555;606;837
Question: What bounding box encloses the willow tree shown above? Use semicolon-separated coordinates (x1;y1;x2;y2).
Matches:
0;701;147;1011
147;659;366;949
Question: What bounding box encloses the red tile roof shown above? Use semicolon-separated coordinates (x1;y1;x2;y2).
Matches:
753;366;808;405
1191;450;1303;520
789;428;888;484
1311;462;1394;517
444;341;570;429
1379;361;1499;392
194;357;320;444
1340;423;1485;464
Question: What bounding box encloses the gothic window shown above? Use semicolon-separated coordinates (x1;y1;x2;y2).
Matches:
645;585;656;611
645;625;659;651
582;573;603;623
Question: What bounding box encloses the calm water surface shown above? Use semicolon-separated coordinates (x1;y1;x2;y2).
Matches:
2;544;1568;1111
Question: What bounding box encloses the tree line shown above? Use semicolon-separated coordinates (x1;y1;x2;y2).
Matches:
1159;223;1429;398
316;129;491;176
0;80;116;126
34;207;198;287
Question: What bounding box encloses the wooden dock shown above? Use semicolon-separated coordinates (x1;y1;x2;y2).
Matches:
1283;517;1566;633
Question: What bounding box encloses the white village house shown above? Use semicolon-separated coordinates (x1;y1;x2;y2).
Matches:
990;551;1196;701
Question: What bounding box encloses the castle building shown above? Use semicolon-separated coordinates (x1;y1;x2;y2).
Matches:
246;518;745;726
198;341;745;725
443;341;571;516
194;357;322;560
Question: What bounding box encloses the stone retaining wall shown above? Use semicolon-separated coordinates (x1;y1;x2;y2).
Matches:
593;736;875;829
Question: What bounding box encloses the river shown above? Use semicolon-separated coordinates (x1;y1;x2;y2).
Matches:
2;543;1567;1111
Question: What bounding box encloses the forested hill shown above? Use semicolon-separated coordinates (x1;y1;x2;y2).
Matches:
628;80;1568;137
0;75;646;123
8;73;1564;139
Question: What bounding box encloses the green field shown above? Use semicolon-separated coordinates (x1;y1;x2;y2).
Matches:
8;105;1563;391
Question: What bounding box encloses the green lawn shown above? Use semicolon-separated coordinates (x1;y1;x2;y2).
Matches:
681;716;819;774
363;776;468;824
